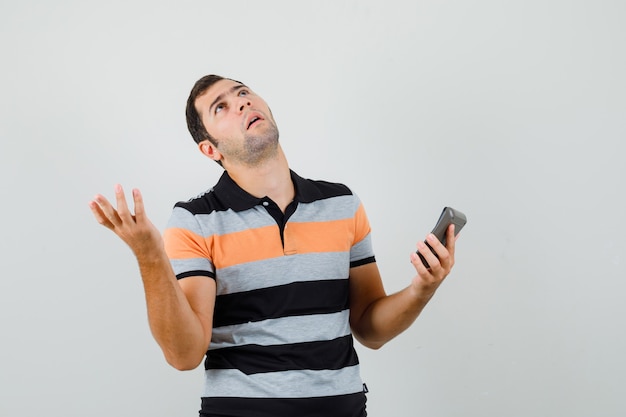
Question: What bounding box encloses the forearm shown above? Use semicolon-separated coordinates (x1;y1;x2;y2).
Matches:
354;283;438;349
89;187;210;369
136;250;209;370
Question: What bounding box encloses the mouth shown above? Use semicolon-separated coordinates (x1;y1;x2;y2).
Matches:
246;113;264;130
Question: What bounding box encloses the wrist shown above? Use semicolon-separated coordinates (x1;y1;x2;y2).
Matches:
133;242;166;265
409;278;439;302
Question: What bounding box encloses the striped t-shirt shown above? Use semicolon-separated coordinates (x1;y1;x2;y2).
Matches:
163;170;375;417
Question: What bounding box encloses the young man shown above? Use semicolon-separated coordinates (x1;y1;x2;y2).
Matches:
89;75;458;417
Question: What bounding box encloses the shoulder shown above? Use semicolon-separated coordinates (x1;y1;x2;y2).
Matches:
172;172;235;215
292;171;354;203
173;188;224;215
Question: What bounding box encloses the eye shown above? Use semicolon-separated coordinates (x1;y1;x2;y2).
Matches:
215;103;225;113
238;89;249;97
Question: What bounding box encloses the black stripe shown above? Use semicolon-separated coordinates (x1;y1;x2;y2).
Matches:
176;270;216;280
293;174;353;204
350;256;376;268
200;391;367;417
205;334;359;374
213;279;349;328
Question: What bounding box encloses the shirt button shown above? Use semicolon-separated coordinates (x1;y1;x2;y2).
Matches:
262;201;269;207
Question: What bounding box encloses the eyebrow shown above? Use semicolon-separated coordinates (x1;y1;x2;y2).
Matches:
208;83;247;114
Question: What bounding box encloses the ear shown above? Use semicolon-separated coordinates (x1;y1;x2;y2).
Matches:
198;140;222;162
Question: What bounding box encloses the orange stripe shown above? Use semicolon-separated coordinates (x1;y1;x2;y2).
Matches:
213;226;284;268
284;218;354;255
163;227;209;259
283;203;371;255
353;203;371;244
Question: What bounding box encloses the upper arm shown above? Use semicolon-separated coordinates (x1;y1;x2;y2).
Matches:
348;262;386;337
178;276;217;352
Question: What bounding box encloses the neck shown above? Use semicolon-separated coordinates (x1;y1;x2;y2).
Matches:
224;146;295;211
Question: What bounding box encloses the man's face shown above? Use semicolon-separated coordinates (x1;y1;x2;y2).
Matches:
195;78;279;167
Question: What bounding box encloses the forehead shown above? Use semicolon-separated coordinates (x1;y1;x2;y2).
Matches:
195;79;245;113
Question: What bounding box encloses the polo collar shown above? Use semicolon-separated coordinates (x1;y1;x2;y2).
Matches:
212;169;322;212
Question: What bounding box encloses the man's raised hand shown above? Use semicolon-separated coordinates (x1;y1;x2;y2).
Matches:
89;184;163;258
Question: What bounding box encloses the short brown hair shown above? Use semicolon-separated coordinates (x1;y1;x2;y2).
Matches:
185;74;226;145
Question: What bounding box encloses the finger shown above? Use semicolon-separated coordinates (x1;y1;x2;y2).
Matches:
425;233;451;272
114;184;134;222
89;200;115;229
417;239;441;270
446;224;456;258
425;233;444;257
94;194;122;226
132;188;146;223
410;250;431;276
430;226;455;271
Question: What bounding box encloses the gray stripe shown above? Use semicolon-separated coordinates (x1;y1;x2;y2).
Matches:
168;206;276;237
169;194;362;237
210;310;351;349
202;365;363;398
170;258;214;276
350;233;373;263
166;206;204;233
194;206;275;236
216;252;350;295
290;195;359;222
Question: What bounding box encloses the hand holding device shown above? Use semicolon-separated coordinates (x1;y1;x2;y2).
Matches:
417;207;467;268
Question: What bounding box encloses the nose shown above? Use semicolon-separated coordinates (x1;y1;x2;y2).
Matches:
237;98;252;112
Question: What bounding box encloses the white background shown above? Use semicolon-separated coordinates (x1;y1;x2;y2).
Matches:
1;1;625;416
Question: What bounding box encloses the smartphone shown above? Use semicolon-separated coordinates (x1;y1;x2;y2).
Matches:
417;207;467;268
